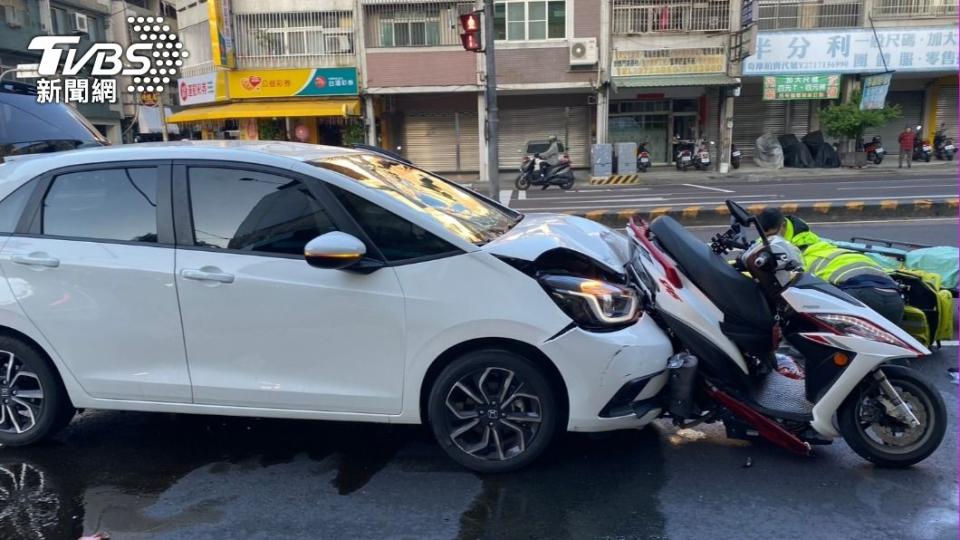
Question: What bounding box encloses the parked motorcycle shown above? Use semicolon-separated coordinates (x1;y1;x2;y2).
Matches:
516;153;575;190
731;144;741;169
627;201;945;467
912;126;932;162
864;136;885;165
934;128;954;161
637;142;651;172
674;139;696;171
693;140;715;171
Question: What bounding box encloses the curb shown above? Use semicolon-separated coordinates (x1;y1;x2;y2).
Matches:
570;198;960;227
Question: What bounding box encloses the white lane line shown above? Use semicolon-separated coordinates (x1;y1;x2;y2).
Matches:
837;184;957;190
518;190;527;200
683;183;735;193
683;217;959;229
499;189;512;207
515;193;958;212
939;340;959;347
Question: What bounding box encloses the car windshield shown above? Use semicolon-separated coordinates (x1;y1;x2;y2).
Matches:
312;154;521;245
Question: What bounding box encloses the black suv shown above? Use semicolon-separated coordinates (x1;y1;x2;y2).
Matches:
0;81;107;160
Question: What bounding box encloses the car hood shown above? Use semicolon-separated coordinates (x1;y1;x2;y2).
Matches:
480;213;633;273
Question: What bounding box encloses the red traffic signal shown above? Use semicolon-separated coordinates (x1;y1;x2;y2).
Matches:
459;12;482;52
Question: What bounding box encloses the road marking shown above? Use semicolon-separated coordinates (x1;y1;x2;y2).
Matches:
837;184;957;190
518;190;526;200
499;190;512;207
682;183;735;193
939;340;959;347
514;194;957;212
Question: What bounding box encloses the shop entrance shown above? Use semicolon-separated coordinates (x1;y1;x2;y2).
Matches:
609;98;703;164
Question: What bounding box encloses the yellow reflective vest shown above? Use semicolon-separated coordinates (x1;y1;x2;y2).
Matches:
789;231;888;285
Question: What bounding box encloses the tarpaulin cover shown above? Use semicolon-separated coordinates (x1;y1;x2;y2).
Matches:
754;133;784;169
802;131;841;168
778;134;815;168
905;246;960;290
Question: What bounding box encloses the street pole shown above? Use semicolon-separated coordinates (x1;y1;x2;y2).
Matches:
483;0;499;198
157;90;169;142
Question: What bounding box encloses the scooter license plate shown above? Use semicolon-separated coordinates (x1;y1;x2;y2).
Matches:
640;157;649;163
701;158;710;164
876;147;884;153
946;145;955;151
681;155;691;161
923;145;932;151
732;151;741;157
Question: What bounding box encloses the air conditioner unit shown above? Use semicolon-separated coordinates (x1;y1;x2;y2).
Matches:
73;13;88;34
569;38;598;66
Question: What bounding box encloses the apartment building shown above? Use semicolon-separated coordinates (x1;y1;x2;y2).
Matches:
0;0;124;141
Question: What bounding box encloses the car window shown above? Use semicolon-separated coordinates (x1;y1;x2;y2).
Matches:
329;185;457;262
311;154;519;246
188;167;336;255
42;168;158;242
0;180;36;233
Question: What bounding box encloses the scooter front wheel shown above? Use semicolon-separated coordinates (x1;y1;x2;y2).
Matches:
838;365;946;468
560;175;575;190
515;174;531;191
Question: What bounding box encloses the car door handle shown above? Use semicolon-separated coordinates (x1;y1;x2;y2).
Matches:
180;268;235;284
11;255;60;268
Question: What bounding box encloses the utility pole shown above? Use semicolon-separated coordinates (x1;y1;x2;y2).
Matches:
482;0;499;198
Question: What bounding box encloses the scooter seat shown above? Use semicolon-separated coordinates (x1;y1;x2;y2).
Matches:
649;216;774;339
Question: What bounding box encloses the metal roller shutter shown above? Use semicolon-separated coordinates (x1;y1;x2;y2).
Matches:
496;106;590;169
936;85;958;137
864;91;923;156
732;93;787;158
403;111;477;172
787;101;811;138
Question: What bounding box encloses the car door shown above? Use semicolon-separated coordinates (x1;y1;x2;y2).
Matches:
0;162;192;402
172;162;406;414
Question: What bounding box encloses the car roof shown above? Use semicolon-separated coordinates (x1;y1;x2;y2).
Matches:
0;141;363;198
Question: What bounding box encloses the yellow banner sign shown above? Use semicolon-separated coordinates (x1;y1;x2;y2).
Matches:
613;48;726;77
208;0;236;68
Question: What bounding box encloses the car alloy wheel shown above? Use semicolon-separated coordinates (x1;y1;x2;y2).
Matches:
0;351;43;435
444;366;543;462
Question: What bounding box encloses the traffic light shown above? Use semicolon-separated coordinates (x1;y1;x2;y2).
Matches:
459;12;482;52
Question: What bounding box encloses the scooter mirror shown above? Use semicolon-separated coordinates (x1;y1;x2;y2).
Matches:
725;199;751;225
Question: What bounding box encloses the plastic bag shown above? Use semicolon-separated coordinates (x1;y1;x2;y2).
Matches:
754;133;784;169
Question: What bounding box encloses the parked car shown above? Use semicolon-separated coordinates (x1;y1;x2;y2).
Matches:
0;81;107;160
0;141;671;473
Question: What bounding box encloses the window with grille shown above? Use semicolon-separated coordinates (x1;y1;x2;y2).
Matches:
379;10;441;47
494;0;566;41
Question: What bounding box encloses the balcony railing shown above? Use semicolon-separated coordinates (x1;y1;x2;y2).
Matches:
612;0;730;34
362;1;475;48
234;11;355;69
871;0;958;18
756;0;861;30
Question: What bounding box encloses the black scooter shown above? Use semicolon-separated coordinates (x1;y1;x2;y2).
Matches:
516;154;575;191
731;144;741;169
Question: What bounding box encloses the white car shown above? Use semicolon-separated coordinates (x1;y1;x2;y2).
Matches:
0;141;671;472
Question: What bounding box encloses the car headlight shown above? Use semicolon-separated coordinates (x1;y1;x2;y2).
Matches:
539;274;640;330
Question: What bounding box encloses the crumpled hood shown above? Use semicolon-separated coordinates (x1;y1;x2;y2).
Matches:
480;213;633;272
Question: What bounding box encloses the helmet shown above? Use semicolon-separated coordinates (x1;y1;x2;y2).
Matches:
547;135;558;142
783;215;810;243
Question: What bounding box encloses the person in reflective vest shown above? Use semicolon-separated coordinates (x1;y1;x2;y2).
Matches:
757;209;905;324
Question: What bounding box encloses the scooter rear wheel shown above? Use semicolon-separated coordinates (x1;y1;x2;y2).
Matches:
560;176;575;190
838;365;945;468
515;174;531;191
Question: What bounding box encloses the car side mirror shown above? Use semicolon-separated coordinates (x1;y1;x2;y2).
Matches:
304;232;367;270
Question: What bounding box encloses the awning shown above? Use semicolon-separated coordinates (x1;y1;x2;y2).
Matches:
613;74;740;90
166;99;361;123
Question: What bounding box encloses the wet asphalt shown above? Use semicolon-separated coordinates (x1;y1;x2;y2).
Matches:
0;345;955;540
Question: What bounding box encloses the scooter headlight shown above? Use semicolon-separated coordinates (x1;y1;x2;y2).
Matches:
539;275;640;330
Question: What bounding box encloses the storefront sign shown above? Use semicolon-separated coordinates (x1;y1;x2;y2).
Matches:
860;73;893;110
762;75;840;100
208;0;236;68
745;27;959;75
613;48;726;77
227;68;358;99
177;72;226;106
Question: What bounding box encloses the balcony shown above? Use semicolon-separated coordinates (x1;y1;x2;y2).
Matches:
233;11;356;69
871;0;957;19
756;0;861;30
612;0;730;34
363;1;475;48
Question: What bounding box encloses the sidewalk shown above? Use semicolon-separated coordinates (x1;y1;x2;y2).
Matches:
450;158;958;192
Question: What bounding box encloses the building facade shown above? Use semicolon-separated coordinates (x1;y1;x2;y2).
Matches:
0;0;124;142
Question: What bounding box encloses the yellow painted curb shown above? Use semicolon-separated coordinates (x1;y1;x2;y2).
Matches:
585;210;605;221
780;203;799;214
813;202;831;214
617;209;637;221
880;200;898;211
682;206;701;220
649;207;672;218
914;199;933;211
845;201;865;212
589;175;641;185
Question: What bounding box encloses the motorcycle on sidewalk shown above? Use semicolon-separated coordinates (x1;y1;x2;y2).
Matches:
637;142;652;172
675;139;696;171
934;129;954;161
913;126;932;162
626;201;946;467
731;144;742;169
516;153;575;191
693;140;715;171
864;136;885;165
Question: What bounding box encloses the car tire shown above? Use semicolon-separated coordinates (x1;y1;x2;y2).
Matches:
0;337;74;447
427;348;560;473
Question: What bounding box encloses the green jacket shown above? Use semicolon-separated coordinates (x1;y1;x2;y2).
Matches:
787;230;888;285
